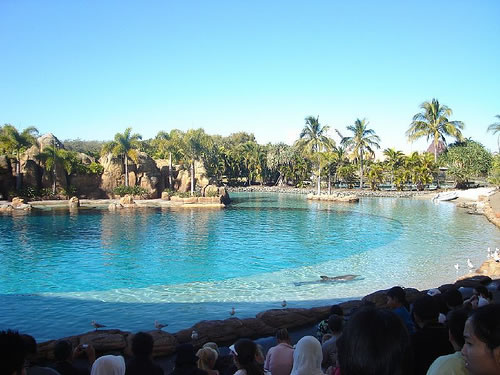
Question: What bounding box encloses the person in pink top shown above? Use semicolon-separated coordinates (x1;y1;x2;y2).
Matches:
264;329;294;375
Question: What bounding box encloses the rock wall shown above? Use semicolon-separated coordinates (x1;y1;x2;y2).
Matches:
0;155;14;199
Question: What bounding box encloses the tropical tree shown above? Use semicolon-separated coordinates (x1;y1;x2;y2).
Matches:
340;118;381;189
383;148;405;184
297;116;334;195
180;128;209;195
487;115;500;152
101;128;142;187
366;163;385;190
407;98;464;162
37;146;80;194
0;124;39;190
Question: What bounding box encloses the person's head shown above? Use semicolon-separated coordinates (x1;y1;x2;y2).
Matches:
231;339;263;375
202;342;219;355
330;304;344;316
444;289;463;309
328;314;344;334
90;355;125;375
54;340;73;362
474;286;492;303
291;336;322;374
0;330;26;375
175;344;198;367
337;307;413;375
196;347;218;371
20;334;37;361
446;308;469;351
461;304;500;375
386;286;408;309
412;295;439;328
275;328;290;344
131;332;154;359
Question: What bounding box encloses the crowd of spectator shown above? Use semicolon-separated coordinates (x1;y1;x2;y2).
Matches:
1;286;499;375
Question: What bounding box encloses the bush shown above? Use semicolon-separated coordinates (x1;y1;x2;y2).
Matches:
87;162;104;175
173;191;201;198
61;186;77;198
113;185;148;197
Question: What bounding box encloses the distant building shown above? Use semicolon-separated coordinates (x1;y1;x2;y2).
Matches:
426;140;447;156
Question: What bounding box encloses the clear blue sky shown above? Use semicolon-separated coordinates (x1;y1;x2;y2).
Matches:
1;0;499;154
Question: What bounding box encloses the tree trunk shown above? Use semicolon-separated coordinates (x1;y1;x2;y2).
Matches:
328;172;331;195
434;138;438;163
190;161;195;196
317;165;321;195
15;149;21;191
124;154;129;187
359;149;364;189
168;152;172;188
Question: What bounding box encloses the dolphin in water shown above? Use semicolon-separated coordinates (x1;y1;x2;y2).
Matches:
294;274;360;287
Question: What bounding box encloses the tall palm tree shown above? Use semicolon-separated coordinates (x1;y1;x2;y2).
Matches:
0;124;39;190
341;118;380;189
487;115;500;152
181;129;207;195
407;98;464;162
102;128;142;187
383;148;405;184
297;116;334;195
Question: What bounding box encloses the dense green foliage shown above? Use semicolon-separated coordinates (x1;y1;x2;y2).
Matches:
113;185;148;197
438;139;492;187
63;139;107;159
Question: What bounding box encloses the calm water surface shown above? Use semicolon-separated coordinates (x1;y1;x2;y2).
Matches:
0;193;498;341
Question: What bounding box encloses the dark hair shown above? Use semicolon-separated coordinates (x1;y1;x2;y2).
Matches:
337;307;413;375
21;334;37;356
175;344;198;366
234;339;264;375
387;286;409;310
412;295;439;323
469;304;500;351
132;332;154;359
0;330;26;375
444;289;463;308
446;309;469;348
275;328;290;342
474;286;492;300
330;304;344;316
54;340;73;362
328;314;344;334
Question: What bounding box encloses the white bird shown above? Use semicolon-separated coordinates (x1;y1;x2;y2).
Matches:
155;320;168;330
467;258;474;269
281;300;287;308
454;264;459;271
91;320;106;331
487;247;491;258
230;307;236;316
191;330;199;340
494;249;500;262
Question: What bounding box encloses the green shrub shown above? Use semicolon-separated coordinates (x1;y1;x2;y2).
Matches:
205;189;219;197
61;186;77;198
113;185;148;197
173;191;200;198
87;162;104;175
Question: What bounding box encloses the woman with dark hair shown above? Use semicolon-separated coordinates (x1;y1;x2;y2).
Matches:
337;307;413;375
461;304;500;375
231;339;264;375
386;286;415;334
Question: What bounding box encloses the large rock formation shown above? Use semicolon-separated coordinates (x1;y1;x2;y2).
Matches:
0;155;14;199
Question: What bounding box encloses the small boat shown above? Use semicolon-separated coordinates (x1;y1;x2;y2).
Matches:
432;191;458;201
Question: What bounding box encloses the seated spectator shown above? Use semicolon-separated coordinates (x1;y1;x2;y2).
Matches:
321;314;343;371
52;340;95;375
170;344;207;375
264;328;294;375
21;334;60;375
337;307;413;375
317;305;343;341
125;332;164;375
196;347;219;375
91;355;125;375
426;308;469;375
0;330;26;375
444;289;463;320
464;286;493;309
290;336;323;375
230;339;264;375
412;295;454;375
202;343;232;375
461;304;500;375
386;286;415;334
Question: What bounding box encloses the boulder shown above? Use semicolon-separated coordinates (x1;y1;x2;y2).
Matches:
455;275;493;288
203;185;219;197
69;196;80;208
175;170;191;193
146;330;178;357
0;155;14;199
79;330;128;353
256;308;323;329
161;191;171;200
37;133;64;151
362;287;423;308
108;203;122;211
474;259;500;278
99;153;125;195
119;195;135;206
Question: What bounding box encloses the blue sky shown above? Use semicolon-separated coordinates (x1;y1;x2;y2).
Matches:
1;0;499;154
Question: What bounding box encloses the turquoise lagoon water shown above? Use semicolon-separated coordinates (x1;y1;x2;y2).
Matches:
0;192;498;341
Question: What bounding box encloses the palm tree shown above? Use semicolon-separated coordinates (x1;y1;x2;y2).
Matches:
487;115;500;152
407;98;464;162
102;128;142;187
341;118;381;189
0;124;39;190
38;146;79;194
383;148;405;185
297;116;334;195
181;129;207;195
